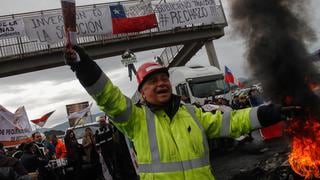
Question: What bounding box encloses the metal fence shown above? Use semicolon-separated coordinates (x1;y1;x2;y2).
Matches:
159;45;183;66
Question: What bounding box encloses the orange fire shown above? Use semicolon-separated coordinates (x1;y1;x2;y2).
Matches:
287;117;320;179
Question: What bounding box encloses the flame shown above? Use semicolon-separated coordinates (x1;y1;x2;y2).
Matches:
287;117;320;179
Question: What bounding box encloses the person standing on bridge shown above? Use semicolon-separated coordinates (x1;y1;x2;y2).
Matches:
64;46;298;180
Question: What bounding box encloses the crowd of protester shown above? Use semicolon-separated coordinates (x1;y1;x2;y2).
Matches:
0;85;264;180
198;86;266;154
0;115;138;180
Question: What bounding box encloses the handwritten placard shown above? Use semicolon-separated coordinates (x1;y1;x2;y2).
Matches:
0;19;26;39
23;6;112;44
154;0;226;31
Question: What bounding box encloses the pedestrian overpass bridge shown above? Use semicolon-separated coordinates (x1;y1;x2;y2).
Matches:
0;0;227;78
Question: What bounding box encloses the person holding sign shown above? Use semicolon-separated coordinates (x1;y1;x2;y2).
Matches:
61;0;77;50
64;45;301;179
121;49;137;81
0;143;30;180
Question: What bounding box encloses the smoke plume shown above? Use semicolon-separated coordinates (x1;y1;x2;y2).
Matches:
230;0;319;110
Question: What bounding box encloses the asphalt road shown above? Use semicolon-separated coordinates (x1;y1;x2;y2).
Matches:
210;133;291;180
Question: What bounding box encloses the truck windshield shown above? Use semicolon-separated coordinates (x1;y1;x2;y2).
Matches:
188;76;229;98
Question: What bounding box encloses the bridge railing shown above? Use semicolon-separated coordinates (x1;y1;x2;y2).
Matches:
0;1;153;58
0;0;227;61
159;45;183;66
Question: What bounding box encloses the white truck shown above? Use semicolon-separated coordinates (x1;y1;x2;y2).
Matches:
169;65;230;105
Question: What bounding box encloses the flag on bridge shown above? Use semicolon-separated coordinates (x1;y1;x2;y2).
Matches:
31;110;55;127
110;1;157;34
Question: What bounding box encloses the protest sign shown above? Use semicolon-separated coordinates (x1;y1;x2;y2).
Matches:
23;6;112;44
0;105;32;147
154;0;226;31
61;0;77;46
66;101;91;127
0;19;26;39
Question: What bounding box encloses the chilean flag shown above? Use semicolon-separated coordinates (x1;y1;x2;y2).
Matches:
31;110;55;127
110;3;158;34
224;66;235;84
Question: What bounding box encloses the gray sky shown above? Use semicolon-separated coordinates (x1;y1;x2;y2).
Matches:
0;0;319;128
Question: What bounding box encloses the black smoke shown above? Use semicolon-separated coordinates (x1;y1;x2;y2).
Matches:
230;0;320;111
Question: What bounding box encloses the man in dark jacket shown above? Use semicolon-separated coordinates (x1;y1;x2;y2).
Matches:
20;143;49;180
0;142;31;180
95;115;116;178
113;128;139;180
32;132;55;159
0;154;29;177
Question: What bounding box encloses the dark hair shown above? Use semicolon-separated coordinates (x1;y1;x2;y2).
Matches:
64;129;77;144
0;143;4;155
31;132;41;139
51;134;57;139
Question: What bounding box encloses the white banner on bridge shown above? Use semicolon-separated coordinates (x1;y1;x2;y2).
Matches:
154;0;226;31
0;19;26;39
23;6;112;44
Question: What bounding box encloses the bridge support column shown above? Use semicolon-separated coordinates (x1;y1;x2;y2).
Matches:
205;40;220;70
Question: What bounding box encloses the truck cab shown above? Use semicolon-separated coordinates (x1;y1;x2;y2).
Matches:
169;65;230;105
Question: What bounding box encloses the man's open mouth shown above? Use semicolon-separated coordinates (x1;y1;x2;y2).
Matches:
156;88;169;94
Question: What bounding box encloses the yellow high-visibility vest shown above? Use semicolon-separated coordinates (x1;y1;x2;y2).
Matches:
85;73;261;180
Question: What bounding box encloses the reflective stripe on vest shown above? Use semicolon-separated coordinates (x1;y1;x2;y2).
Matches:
218;108;232;137
219;107;260;136
139;105;210;173
249;107;261;129
184;104;210;157
86;73;109;96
